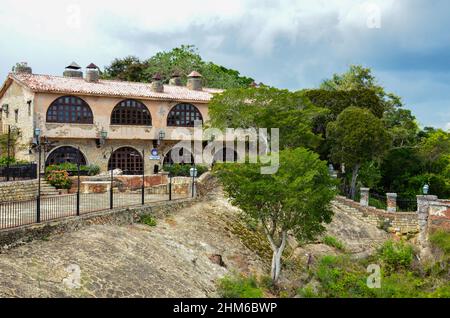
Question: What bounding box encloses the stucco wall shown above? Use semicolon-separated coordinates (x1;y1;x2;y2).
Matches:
34;92;209;141
0;81;35;161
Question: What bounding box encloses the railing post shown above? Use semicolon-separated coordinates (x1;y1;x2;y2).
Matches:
76;155;80;216
386;193;397;213
142;149;145;205
169;172;172;201
110;147;114;210
360;188;370;207
6;125;10;182
36;144;41;223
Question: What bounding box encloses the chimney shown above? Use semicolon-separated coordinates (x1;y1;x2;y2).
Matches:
13;62;32;74
150;73;164;93
85;63;100;82
63;62;83;78
187;71;202;91
169;71;182;86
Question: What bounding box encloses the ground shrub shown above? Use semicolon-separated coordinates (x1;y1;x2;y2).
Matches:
323;236;345;251
429;230;450;255
45;163;100;176
139;215;157;227
377;240;414;273
46;170;72;189
217;274;263;298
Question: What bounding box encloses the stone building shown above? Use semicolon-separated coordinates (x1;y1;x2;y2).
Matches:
0;62;226;175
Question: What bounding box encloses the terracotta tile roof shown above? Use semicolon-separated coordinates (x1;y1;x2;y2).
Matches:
9;73;222;102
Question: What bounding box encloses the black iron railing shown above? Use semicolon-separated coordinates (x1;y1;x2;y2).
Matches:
0;163;37;182
0;170;194;231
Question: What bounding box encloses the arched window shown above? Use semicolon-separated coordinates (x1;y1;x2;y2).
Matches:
108;147;143;175
46;96;93;124
167;103;203;127
111;99;152;126
163;147;194;165
46;146;87;166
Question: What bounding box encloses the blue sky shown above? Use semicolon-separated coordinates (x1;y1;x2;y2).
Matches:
0;0;449;130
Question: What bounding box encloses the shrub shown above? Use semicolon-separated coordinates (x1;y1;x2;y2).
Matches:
429;230;450;255
323;236;345;251
45;163;100;176
218;274;263;298
46;170;72;189
0;156;29;166
163;164;208;177
139;215;157;227
378;240;414;273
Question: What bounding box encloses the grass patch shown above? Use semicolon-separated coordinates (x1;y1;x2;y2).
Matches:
218;273;264;298
377;240;414;274
429;230;450;255
322;236;345;251
139;215;157;227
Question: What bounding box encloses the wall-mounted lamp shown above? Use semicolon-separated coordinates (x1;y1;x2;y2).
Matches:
2;104;9;113
100;129;108;145
158;130;165;146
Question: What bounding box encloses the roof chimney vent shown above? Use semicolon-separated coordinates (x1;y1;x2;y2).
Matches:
85;63;99;83
187;71;202;91
169;71;182;86
150;73;164;93
13;62;32;74
63;62;83;78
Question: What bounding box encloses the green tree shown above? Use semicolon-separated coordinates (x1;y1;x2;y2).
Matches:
327;107;391;199
102;45;254;89
214;148;336;283
417;129;450;172
208;86;324;150
102;56;147;82
321;65;402;111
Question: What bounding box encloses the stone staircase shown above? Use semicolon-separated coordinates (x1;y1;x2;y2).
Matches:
0;179;60;202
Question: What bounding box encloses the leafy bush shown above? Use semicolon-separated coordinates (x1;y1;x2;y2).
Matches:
46;170;72;189
314;255;374;298
323;236;345;251
45;163;100;176
377;241;414;274
429;230;450;255
139;215;157;227
218;274;263;298
0;156;29;166
163;164;208;177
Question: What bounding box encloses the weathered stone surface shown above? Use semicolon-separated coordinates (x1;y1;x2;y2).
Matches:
0;191;266;298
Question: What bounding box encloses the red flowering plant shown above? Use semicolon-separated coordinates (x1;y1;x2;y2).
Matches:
45;170;72;189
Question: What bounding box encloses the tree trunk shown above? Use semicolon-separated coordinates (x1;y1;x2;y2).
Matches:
269;231;288;283
350;163;360;200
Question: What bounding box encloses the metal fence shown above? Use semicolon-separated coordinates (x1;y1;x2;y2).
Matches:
0;174;193;231
0;163;37;182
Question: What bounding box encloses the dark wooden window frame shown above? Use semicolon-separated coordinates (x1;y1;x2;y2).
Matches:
46;146;87;166
108;147;143;175
46;96;93;124
111;99;152;126
163;147;194;165
167;103;203;127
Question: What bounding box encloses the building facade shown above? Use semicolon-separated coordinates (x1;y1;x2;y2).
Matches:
0;62;225;175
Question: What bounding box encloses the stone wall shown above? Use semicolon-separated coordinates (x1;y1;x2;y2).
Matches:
0;180;38;202
0;198;195;252
334;196;419;235
429;199;450;231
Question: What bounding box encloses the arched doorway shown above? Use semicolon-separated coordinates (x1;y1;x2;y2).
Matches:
108;147;143;175
46;146;87;166
163;147;194;165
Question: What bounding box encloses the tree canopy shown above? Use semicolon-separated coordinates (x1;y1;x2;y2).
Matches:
208;86;325;150
327;107;391;198
102;45;254;89
214;148;336;282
